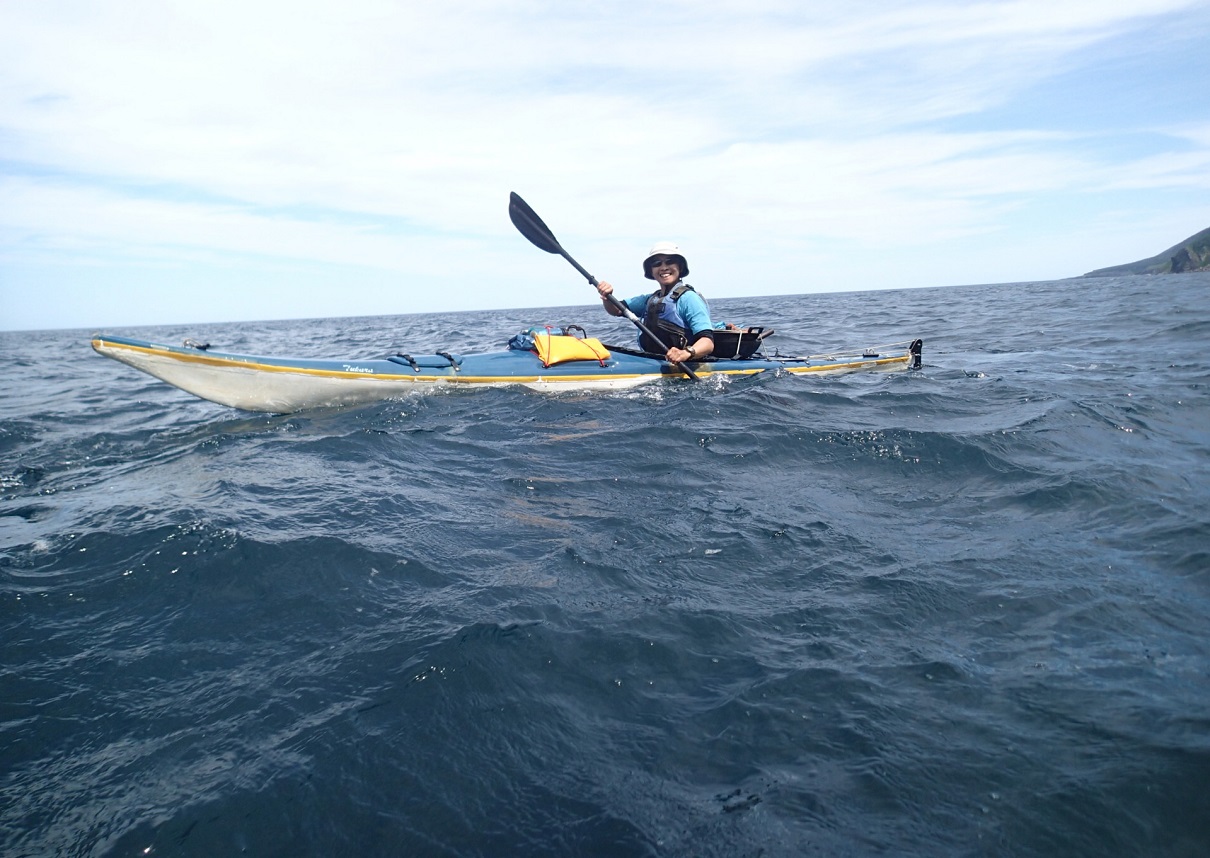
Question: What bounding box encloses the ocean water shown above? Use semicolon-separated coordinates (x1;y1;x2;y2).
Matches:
2;273;1209;857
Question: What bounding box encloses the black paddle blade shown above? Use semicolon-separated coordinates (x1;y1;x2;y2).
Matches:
509;192;563;255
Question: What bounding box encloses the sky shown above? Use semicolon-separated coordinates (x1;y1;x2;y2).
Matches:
1;0;1209;332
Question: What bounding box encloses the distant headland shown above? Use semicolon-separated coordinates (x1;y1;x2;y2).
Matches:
1084;226;1210;277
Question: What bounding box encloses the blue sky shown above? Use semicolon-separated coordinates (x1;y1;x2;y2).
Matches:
1;0;1208;331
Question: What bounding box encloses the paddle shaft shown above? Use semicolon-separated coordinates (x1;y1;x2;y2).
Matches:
563;251;668;341
509;192;699;381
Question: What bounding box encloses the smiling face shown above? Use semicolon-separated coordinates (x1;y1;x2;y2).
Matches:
647;256;681;289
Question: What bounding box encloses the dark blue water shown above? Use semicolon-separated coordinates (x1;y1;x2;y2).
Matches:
3;274;1209;857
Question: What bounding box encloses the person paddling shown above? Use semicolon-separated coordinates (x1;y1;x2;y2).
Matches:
596;242;716;363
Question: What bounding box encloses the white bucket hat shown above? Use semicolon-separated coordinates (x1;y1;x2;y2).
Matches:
642;241;689;280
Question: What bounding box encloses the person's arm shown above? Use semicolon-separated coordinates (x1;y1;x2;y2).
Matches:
670;333;714;363
596;281;625;316
592;280;638;317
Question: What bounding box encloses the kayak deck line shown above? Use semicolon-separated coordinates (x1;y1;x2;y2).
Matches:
91;333;923;413
92;337;423;380
92;337;908;380
91;336;673;385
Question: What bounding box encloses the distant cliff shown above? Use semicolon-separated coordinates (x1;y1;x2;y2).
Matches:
1084;226;1210;277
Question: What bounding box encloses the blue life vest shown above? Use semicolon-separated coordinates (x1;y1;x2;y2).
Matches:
640;282;697;352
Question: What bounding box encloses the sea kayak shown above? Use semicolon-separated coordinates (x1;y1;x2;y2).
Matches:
91;329;923;414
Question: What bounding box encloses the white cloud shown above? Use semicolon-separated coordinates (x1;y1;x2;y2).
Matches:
1;0;1208;329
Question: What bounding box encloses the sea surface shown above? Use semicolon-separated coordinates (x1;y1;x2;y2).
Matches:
2;273;1209;857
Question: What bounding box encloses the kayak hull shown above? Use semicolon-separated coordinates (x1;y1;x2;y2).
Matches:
91;334;922;414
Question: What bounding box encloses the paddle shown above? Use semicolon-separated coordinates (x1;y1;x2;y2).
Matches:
508;191;699;381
